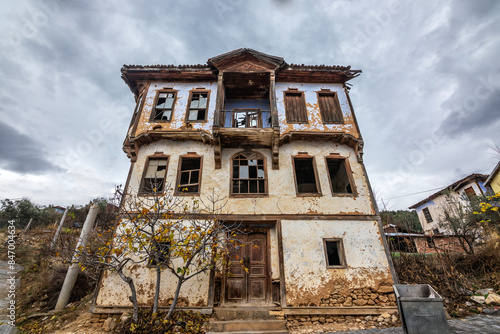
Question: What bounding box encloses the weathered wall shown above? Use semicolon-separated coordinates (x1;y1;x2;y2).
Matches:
126;140;374;216
96;249;211;308
275;82;360;138
490;173;500;194
134;81;217;137
281;220;394;307
414;236;469;254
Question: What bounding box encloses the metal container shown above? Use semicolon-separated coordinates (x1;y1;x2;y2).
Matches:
393;284;450;334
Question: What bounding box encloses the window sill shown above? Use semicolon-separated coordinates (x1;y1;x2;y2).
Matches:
296;193;322;197
330;193;358;197
326;265;347;269
149;120;173;123
230;194;269;198
175;192;200;196
137;192;165;197
322;121;345;125
185;120;208;123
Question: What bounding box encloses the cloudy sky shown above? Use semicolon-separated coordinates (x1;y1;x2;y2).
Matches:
0;0;499;210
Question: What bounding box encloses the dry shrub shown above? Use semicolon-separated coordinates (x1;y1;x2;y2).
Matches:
394;239;500;316
116;310;209;334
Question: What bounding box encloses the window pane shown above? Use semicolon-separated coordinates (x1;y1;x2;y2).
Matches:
233;180;240;193
258;180;265;193
190;170;200;184
257;167;265;179
180;171;189;185
199;94;207;108
325;241;341;266
233;165;239;178
156;96;166;109
240;180;248;193
188;110;198;121
239;166;249;179
248;159;257;166
249;166;257;178
165;96;174;108
161;110;171;120
196;110;206;121
249;180;258;193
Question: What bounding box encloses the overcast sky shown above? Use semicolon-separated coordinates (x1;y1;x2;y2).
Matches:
0;0;499;210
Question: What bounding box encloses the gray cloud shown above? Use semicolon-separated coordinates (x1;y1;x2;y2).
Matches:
0;120;61;173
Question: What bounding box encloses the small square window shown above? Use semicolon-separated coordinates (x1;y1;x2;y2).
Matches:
186;92;209;122
149;241;170;266
152;91;176;121
176;156;202;194
323;239;346;268
464;186;476;201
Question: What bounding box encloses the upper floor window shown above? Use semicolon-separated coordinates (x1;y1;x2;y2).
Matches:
231;152;267;195
284;89;308;124
325;155;355;195
293;155;321;196
463;186;476;200
422;207;433;223
176;154;202;195
186;91;209;122
140;156;169;193
317;90;343;124
151;90;176;122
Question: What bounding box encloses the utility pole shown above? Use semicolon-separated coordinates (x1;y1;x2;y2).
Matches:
51;208;68;249
55;203;99;311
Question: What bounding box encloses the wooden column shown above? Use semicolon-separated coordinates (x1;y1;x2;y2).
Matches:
213;73;224;169
270;72;280;169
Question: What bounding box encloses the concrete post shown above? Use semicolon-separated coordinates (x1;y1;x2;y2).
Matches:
55;203;99;311
23;218;33;232
51;208;68;249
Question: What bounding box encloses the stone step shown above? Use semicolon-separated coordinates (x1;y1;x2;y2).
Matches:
208;319;287;332
214;307;279;321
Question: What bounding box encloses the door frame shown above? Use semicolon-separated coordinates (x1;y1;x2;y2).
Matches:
221;226;272;305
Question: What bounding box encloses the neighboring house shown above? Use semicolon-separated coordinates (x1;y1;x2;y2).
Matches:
410;174;487;250
52;206;66;214
94;49;398;327
485;161;500;194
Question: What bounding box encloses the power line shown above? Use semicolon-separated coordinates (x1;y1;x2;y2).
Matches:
383;186;446;200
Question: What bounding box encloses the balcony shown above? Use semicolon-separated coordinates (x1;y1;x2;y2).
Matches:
222;109;271;128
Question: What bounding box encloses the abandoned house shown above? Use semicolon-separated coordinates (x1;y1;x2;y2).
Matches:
408;173;488;253
485;160;500;194
93;49;398;329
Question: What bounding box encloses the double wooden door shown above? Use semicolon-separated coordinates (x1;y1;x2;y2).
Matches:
225;232;268;304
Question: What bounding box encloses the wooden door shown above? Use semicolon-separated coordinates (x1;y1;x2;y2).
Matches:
226;233;268;304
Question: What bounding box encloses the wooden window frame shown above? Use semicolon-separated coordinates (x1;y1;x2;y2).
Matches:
150;89;178;123
128;92;146;130
175;153;203;196
230;151;268;198
292;154;322;197
323;238;347;269
147;240;171;267
316;89;344;124
422;207;433;223
185;89;210;123
463;186;476;201
138;154;170;196
283;89;308;124
324;154;357;196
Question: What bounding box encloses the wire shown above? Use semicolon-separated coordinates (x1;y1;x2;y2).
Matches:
383;186;447;200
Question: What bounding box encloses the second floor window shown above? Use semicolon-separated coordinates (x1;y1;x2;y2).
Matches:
423;207;433;223
176;156;202;194
140;157;168;193
231;152;267;195
293;156;321;195
318;91;343;123
187;92;209;122
152;91;176;121
284;90;308;123
326;156;355;194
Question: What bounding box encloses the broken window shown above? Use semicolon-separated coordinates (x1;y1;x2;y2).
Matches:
176;156;202;194
326;157;354;194
152;91;176;121
293;156;320;195
422;207;433;223
140;157;168;193
426;237;434;248
187;91;209;122
129;93;145;132
232;152;267;195
323;239;346;268
284;90;308;123
433;228;440;235
149;240;170;266
318;91;343;123
464;186;476;200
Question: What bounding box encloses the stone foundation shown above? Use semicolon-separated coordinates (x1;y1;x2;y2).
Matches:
286;312;400;332
319;286;397;307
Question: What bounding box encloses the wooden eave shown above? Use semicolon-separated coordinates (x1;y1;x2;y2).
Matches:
122;130;214;161
276;68;361;84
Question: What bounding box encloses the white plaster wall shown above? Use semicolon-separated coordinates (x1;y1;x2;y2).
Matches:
275;82;359;138
126;140;374;215
135;81;217;135
281;220;392;305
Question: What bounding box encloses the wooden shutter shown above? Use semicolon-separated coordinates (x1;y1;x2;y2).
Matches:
318;93;343;123
285;92;308;123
